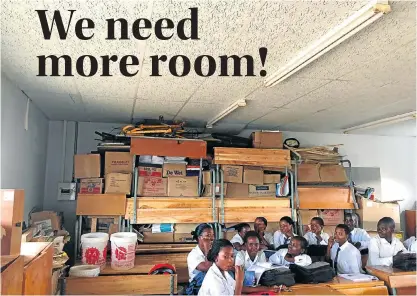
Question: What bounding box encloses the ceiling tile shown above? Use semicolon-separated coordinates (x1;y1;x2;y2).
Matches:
82;95;134;123
133;99;184;121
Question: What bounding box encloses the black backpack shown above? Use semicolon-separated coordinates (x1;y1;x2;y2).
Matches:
259;268;295;287
289;262;335;284
393;252;416;271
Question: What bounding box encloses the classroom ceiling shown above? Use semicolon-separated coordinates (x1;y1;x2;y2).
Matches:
1;0;416;136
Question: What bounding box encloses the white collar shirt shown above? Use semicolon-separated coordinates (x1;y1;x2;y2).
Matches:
349;228;371;250
187;245;206;282
367;236;406;266
235;250;266;270
198;264;236;296
303;231;329;245
269;248;312;267
331;241;363;274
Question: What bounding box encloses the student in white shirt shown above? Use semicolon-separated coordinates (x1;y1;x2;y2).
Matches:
273;216;297;250
254;217;274;250
345;213;371;250
404;236;417;252
230;223;250;251
304;217;330;245
269;236;312;267
367;217;406;267
187;224;214;283
198;239;244;296
326;224;363;275
235;231;280;294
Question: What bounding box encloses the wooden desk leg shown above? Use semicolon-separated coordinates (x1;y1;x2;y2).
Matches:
91;218;97;232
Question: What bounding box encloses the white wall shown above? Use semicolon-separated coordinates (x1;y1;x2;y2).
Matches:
1;74;49;223
43;122;416;234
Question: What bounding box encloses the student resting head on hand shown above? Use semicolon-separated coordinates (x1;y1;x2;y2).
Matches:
304;217;329;245
273;216;297;250
254;217;274;250
198;239;244;296
344;213;371;250
269;236;312;267
230;223;251;251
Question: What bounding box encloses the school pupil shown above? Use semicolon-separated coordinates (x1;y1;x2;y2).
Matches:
254;217;274;250
186;224;214;294
269;236;312;267
273;216;297;250
303;217;329;245
326;224;363;274
235;231;281;294
344;213;371;250
230;223;251;251
367;217;406;266
198;239;244;296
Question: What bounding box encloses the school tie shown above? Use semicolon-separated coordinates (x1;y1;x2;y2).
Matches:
284;236;290;245
334;247;341;274
348;233;353;243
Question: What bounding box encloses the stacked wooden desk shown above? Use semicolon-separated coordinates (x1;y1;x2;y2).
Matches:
367;266;416;295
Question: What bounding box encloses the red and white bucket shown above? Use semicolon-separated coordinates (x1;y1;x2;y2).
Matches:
80;232;109;269
110;232;137;270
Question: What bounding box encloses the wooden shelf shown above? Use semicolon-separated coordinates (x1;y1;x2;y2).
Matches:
213;147;291;167
76;194;126;215
130;137;206;158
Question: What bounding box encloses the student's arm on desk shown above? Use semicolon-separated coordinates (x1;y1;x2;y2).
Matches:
368;239;392;266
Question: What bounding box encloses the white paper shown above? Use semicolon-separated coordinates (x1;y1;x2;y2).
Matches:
338;273;378;282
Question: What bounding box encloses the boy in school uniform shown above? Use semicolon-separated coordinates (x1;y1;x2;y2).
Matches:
367;217;406;266
269;236;312;267
344;213;371;251
326;224;363;274
304;217;330;246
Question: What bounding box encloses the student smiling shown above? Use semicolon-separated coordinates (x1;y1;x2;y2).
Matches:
304;217;330;246
269;236;312;267
273;216;297;250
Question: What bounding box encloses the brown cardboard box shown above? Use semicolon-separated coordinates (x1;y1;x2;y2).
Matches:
104;173;131;194
357;198;401;231
243;166;264;184
225;184;249;198
174;233;195;242
163;162;187;177
143;232;174;243
319;210;344;225
222;165;243;183
251;131;283;149
299;210;320;224
137;177;167;196
405;210;416;237
297;163;321;183
74;154;100;178
79;178;103;194
138;165;163;177
202;171;212;185
1;190;24;256
30;211;61;232
263;173;281;184
167;177;199;197
248;184;276;197
320;165;348;183
105;152;133;174
202;184;228;197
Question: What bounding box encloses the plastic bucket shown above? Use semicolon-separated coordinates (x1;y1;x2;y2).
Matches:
110;232;137;270
80;232;109;269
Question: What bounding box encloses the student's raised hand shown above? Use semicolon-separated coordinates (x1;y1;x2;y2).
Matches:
328;236;335;248
234;265;244;284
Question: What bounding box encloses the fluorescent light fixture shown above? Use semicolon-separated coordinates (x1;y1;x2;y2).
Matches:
264;0;391;88
206;99;247;128
343;111;417;134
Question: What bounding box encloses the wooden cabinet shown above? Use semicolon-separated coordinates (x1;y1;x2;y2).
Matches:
405;210;416;238
1;255;24;295
21;242;53;295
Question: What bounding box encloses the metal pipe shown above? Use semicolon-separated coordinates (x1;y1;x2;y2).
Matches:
288;170;296;228
61;120;67;182
133;166;138;224
118;216;122;232
72;121;78;182
220;168;225;226
341;159;358;209
211;169;216;222
294;160;300;209
198;158;203;196
77;215;82;259
74;217;79;262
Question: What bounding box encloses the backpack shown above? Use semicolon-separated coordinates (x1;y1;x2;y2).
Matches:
259;268;295;287
393;252;416;271
289;262;335;284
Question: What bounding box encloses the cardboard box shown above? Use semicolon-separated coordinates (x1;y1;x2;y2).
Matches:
299;210;320;224
137;177;167;196
167;177;199;197
1;190;24;256
297;163;321;183
222;165;243;183
320;165;348;183
74;154;100;178
30;211;61;232
143;232;174;243
174;233;195;242
319;210;344;225
138;165;163;177
357;198;401;231
225;184;249;198
202;184;228;197
263;173;281;184
251;131;283;149
79;178;103;194
202;171;211;185
104;173;131;194
248;184;276;197
105;152;132;174
163;162;187;177
243;166;264;184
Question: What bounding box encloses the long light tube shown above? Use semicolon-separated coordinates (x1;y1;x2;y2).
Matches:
206;99;247;128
